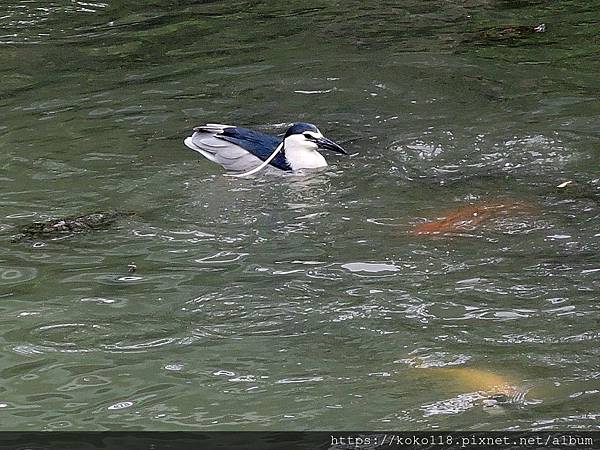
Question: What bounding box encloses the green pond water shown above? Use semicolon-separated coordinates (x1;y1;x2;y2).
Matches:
1;0;599;431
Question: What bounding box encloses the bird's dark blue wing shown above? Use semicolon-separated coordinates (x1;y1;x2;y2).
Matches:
217;127;291;171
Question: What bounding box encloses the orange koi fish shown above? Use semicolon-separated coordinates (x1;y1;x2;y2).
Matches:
410;200;534;236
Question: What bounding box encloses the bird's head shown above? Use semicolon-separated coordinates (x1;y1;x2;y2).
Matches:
283;123;347;155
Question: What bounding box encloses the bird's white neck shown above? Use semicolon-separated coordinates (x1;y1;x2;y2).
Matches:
283;134;327;170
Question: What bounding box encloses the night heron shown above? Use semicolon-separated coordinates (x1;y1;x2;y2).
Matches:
184;123;347;177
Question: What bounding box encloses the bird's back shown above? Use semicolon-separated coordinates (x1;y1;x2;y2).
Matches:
186;124;291;172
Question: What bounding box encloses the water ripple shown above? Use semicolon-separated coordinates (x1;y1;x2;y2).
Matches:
0;266;37;285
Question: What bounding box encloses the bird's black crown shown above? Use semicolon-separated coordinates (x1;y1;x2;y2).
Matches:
284;123;319;137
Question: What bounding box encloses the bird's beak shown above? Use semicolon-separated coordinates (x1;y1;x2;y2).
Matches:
316;137;347;155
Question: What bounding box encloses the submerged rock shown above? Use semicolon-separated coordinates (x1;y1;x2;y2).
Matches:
554;179;600;203
11;210;135;242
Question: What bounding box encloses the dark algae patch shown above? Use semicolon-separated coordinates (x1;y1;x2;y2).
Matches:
11;210;136;242
463;23;546;45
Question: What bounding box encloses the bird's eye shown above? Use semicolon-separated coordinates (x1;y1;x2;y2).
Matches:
303;133;316;140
